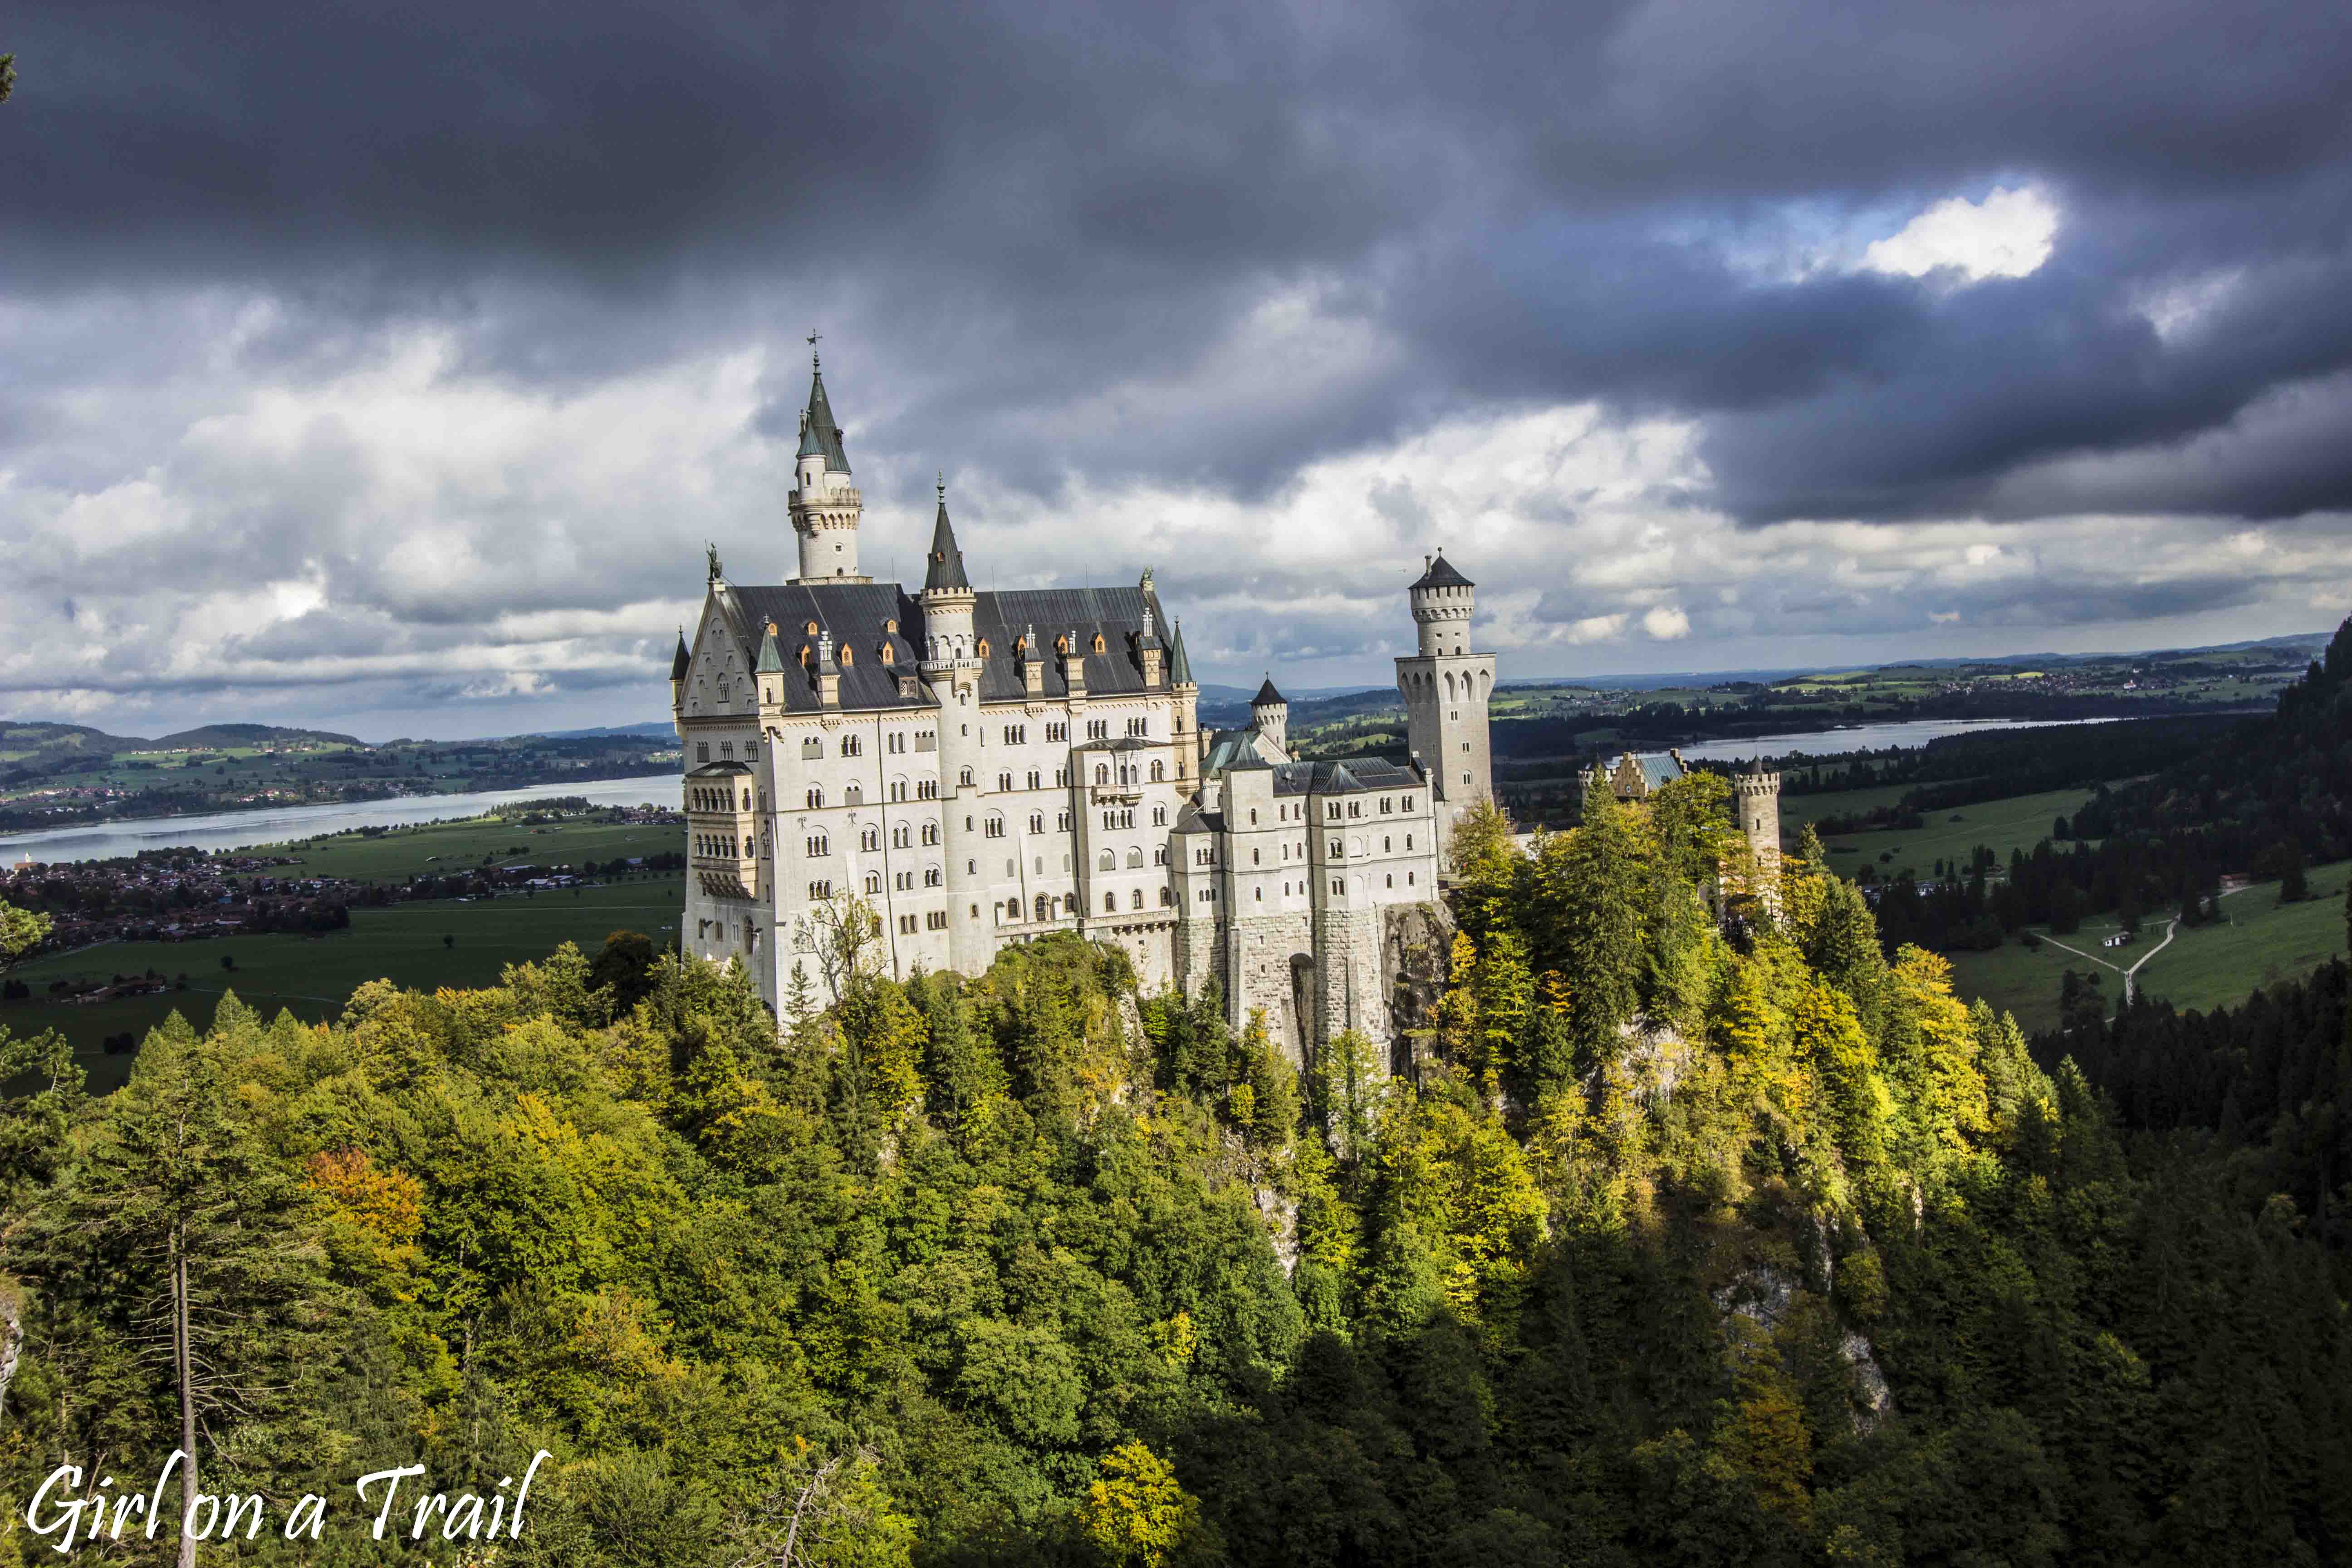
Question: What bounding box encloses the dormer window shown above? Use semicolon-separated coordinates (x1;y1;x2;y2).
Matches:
805;620;819;636
1091;632;1106;654
879;643;894;665
840;644;854;665
977;638;991;657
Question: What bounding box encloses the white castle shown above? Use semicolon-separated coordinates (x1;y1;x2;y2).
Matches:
671;358;1494;1058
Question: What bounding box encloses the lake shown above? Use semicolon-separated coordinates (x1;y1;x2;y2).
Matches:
1667;716;2130;767
0;774;677;866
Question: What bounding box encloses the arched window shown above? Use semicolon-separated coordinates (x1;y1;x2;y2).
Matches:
1158;886;1173;906
959;767;974;787
1098;849;1115;871
1129;888;1143;910
925;866;943;887
860;827;879;852
1150;760;1164;781
1035;894;1051;923
922;821;939;845
1103;892;1117;913
864;872;882;894
806;787;824;809
845;783;863;804
1094;763;1109;784
1125;848;1143;868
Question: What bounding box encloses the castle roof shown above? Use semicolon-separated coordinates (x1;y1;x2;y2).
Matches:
795;365;851;473
1411;554;1473;591
704;578;1178;714
923;492;970;592
1252;676;1286;707
754;622;786;674
670;632;691;681
1168;620;1194;686
1273;756;1422;796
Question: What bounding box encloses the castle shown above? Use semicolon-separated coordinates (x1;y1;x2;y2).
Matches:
670;358;1494;1060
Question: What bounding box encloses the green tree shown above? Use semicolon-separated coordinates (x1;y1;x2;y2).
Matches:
1080;1441;1201;1567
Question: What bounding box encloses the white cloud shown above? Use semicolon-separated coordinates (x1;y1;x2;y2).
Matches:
1861;186;2059;284
1642;604;1690;640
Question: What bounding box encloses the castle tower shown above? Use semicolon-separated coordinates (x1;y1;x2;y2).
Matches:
1394;552;1495;853
919;481;986;970
1250;676;1289;756
1168;619;1200;773
1735;762;1783;905
788;350;869;583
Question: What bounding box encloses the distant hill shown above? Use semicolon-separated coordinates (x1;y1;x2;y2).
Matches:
518;721;679;741
147;724;363;750
0;720;153;761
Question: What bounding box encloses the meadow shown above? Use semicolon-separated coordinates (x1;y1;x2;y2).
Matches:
1;877;685;1090
1803;784;2105;879
254;810;676;882
1942;860;2348;1038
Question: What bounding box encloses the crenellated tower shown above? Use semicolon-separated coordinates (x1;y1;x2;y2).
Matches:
1250;676;1289;757
918;480;987;970
789;350;869;583
1394;552;1495;856
1734;762;1783;905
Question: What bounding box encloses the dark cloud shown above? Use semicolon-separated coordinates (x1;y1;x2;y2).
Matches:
4;0;2352;734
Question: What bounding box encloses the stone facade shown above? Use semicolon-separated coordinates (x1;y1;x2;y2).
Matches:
673;360;1494;1065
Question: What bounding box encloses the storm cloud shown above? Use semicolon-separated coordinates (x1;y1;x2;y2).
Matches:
2;0;2348;735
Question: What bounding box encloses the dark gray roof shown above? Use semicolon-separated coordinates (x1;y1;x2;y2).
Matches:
670;633;691;681
795;367;850;473
1411;554;1473;591
1253;676;1285;707
923;496;970;592
1168;620;1194;685
686;761;754;778
722;583;927;712
710;579;1171;713
754;622;785;674
1273;756;1424;796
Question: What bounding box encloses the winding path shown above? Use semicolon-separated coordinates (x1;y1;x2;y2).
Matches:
2033;881;2253;1004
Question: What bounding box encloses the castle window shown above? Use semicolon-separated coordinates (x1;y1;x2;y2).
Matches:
1383;836;1392;852
1386;874;1394;888
809;879;833;900
929;911;948;930
890;779;906;802
806;621;819;636
1151;760;1164;781
1098;850;1115;871
1154;845;1168;866
696;743;710;762
1152;805;1166;826
1329;838;1343;857
1104;893;1117;912
803;737;823;759
922;822;939;845
925;866;943;887
1250;809;1258;825
959;767;974;787
1406;834;1413;850
1127;716;1147;737
1332;879;1343;895
1379;796;1392;813
806;833;829;856
1056;768;1069;787
1092;633;1106;654
893;825;911;848
1047;722;1068;742
1254;887;1262;902
1087;719;1109;740
885;618;897;634
1095;763;1109;785
841;645;854;665
1036;895;1052;922
997;771;1014;792
1158;887;1173;906
918;779;938;799
896;871;913;891
1407;871;1415;886
1402;795;1414;811
864;872;882;894
1126;848;1143;869
861;827;879;852
985;815;1005;838
1057;810;1072;830
747;739;760;758
880;643;894;664
1252;848;1260;865
844;784;862;804
840;735;862;756
807;787;825;808
799;647;810;667
1029;812;1044;833
1027;769;1042;789
916;730;936;752
977;638;990;657
1131;889;1144;910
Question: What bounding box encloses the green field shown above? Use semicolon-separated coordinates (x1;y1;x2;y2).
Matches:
0;879;685;1090
252;811;676;882
1943;862;2348;1039
1808;785;2103;879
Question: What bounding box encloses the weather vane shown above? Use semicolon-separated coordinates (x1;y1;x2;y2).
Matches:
806;329;821;368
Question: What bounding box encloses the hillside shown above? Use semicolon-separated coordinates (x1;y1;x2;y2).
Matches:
0;775;2341;1564
146;721;363;750
0;718;151;760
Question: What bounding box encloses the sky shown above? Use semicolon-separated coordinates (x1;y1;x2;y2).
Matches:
3;1;2350;742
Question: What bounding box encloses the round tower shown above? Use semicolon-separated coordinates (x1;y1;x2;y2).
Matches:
1409;554;1475;656
1250;676;1289;755
788;350;868;582
1735;762;1784;893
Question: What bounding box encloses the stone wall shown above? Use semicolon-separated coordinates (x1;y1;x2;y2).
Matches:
1225;909;1317;1063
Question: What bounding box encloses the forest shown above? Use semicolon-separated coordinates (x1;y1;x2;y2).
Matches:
0;770;2345;1564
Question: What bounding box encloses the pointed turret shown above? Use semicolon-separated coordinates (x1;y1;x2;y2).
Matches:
1251;675;1289;755
924;480;971;592
1252;676;1284;707
670;630;691;681
789;346;867;582
796;363;851;474
755;620;785;674
1168;620;1195;686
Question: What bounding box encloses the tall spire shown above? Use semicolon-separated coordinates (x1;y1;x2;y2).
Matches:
924;477;971;593
670;627;691;681
796;353;850;473
1168;619;1194;686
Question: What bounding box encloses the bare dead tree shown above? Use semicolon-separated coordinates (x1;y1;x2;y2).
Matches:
727;1442;888;1568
